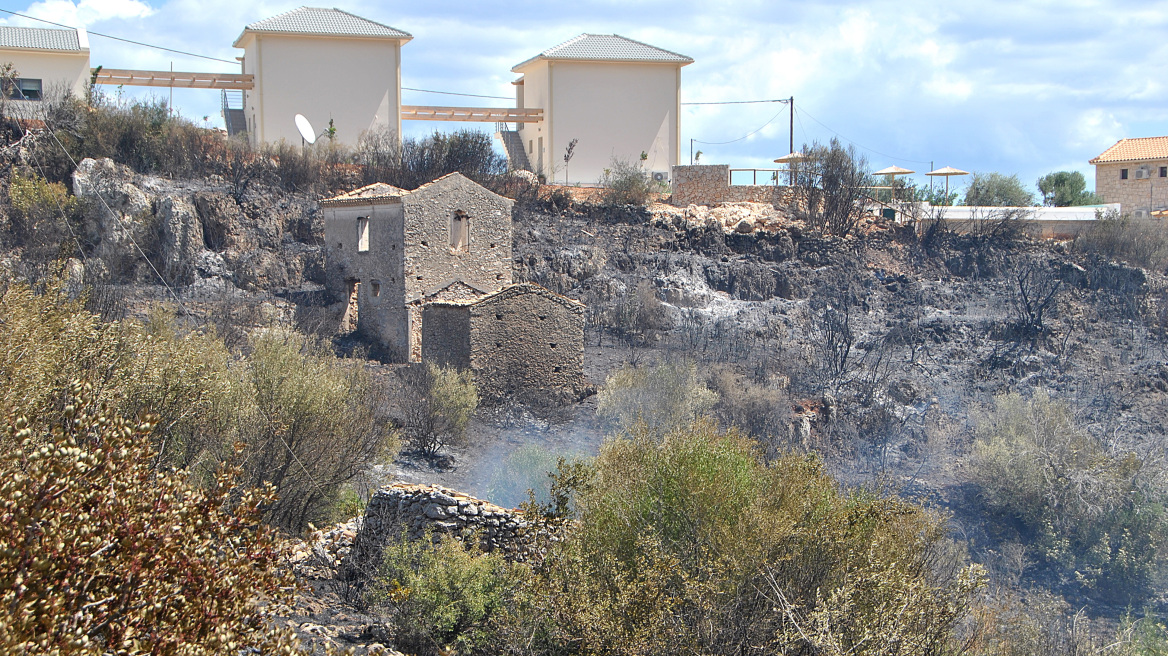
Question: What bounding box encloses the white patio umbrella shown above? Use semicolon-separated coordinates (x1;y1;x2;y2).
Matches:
925;166;969;201
774;151;806;185
873;165;915;202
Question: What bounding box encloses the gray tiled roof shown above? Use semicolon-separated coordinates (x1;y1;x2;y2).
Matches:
241;7;410;39
0;26;83;51
513;34;692;71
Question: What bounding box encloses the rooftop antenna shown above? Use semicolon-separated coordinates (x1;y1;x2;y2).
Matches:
295;113;316;147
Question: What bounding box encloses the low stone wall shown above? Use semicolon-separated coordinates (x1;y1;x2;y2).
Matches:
671;164;796;207
345;483;556;578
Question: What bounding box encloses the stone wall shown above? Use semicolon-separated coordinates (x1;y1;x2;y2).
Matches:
401;173;514;304
1094;161;1168;215
421;303;471;369
346;483;558;578
671;164;797;207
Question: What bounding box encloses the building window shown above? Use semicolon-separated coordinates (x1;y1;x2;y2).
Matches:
371;280;381;298
357;217;369;252
1121;169;1129;180
451;210;469;252
528;140;533;154
1161;167;1167;178
3;78;41;101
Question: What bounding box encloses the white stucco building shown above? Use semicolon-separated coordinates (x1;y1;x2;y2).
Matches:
508;34;692;185
0;25;90;116
233;7;411;147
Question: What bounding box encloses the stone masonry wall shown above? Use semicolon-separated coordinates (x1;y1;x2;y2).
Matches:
468;284;586;405
671;164;797;207
421;303;472;369
346;484;559;578
1094;161;1168;215
401;174;514;304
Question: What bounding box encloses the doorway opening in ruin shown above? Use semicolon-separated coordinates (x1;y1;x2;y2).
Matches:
341;279;360;333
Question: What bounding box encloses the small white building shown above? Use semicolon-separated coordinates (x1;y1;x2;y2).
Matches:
0;25;90;115
233;6;411;147
509;34;692;185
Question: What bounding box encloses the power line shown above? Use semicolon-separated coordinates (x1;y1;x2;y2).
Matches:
0;8;238;64
401;87;511;100
683;98;790;106
796;103;931;165
692;105;789;146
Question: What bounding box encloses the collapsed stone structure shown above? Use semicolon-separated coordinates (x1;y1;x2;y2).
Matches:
422;282;587;403
324;174;587;402
345;484;559;578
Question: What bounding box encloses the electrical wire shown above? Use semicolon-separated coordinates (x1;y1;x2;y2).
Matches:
401;86;511;100
0;8;238;64
796;103;931;165
692;105;789;145
682;98;789;106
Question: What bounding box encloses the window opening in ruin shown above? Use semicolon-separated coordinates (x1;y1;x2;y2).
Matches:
451;210;470;252
371;281;381;298
341;280;359;333
357;217;370;251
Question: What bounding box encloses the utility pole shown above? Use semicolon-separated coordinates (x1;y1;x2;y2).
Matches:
789;96;794;156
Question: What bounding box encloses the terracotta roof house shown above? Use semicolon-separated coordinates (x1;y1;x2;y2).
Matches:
0;25;90;115
506;33;693;185
1090;137;1168;217
233;7;412;146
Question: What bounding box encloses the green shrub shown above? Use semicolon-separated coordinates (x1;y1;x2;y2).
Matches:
600;157;659;206
0;278;399;533
506;419;984;656
968;391;1168;602
400;363;479;456
596;359;718;436
0;382;304;654
4;169;84;260
368;532;528;656
237;329;399;531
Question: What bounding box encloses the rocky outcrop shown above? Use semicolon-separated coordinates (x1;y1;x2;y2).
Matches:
70;157;325;291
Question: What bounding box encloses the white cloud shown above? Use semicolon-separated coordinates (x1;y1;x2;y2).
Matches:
10;0;153;28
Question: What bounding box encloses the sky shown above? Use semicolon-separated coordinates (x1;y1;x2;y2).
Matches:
4;0;1168;197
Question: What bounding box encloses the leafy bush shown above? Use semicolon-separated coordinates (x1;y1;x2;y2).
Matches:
237;329;399;531
400;363;479;456
963;172;1035;207
506;420;984;656
358;127;508;191
0;382;303;654
3;169;86;267
968;391;1168;603
596;359;718;436
0;278;399;533
600;157;658;206
368;533;528;656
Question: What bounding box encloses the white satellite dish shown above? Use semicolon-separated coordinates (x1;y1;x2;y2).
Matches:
294;114;316;145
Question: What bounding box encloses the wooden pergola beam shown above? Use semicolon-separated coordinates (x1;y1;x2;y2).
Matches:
401;105;543;123
92;68;254;90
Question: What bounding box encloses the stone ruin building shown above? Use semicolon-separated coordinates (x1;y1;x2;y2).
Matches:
322;173;586;402
422;282;586;404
